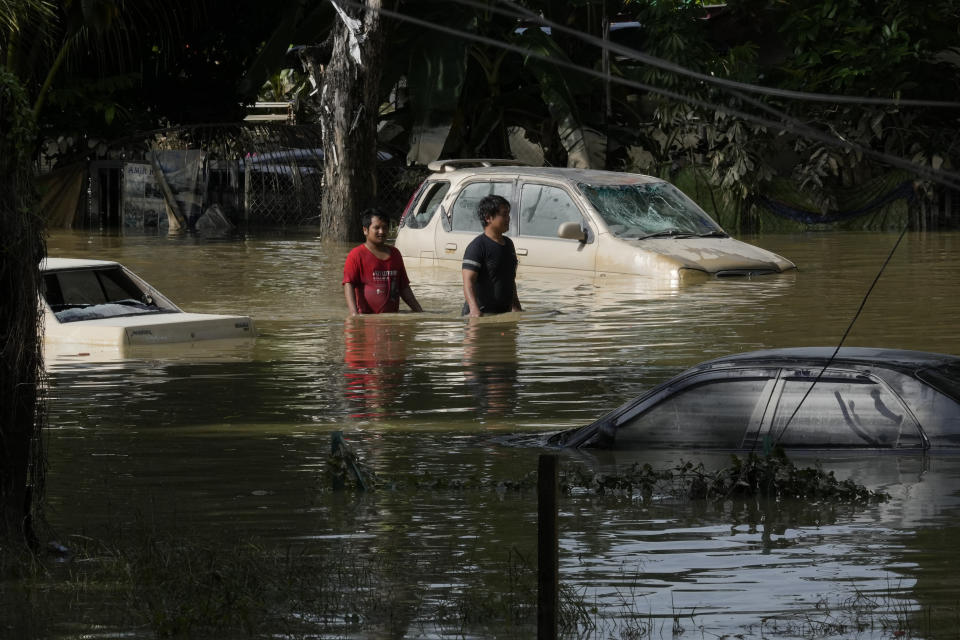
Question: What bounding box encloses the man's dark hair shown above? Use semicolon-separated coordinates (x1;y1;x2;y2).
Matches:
361;208;390;229
477;195;510;228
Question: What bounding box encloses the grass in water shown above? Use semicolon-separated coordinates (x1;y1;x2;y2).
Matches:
3;450;891;639
5;531;590;639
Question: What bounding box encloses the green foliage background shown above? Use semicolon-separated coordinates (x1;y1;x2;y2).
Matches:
3;0;957;229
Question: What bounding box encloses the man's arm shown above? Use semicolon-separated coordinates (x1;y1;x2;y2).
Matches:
343;283;359;316
462;269;482;317
400;286;423;312
343;249;362;316
394;252;422;312
508;241;522;312
510;284;522;312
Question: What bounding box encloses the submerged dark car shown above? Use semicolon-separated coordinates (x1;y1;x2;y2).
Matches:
550;348;960;451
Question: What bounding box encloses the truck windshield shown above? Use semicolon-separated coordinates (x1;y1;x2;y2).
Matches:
578;181;724;238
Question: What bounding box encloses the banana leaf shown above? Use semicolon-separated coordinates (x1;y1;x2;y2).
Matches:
516;27;605;168
237;1;333;97
400;8;473;165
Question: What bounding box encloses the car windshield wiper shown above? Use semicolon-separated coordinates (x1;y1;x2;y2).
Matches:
697;230;729;238
635;229;694;239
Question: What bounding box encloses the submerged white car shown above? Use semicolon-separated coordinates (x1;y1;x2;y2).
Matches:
397;160;796;279
40;258;255;347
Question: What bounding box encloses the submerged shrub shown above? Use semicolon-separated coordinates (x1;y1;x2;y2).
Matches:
560;449;887;505
320;436;885;505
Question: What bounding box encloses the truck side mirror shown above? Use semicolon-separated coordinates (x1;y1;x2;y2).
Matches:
557;221;586;242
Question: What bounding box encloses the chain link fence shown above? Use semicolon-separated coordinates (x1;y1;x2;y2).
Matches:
94;123;430;228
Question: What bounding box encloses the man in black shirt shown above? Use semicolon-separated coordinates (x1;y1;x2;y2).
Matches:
462;194;523;316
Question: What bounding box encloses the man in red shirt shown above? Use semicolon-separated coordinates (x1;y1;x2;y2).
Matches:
343;209;424;315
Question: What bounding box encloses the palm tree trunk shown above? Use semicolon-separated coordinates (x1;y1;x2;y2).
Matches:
317;0;383;242
0;69;45;547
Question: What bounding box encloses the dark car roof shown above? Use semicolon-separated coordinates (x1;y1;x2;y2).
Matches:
695;347;960;373
552;347;960;450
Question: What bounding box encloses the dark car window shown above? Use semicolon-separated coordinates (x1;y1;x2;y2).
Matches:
44;268;143;308
916;362;960;403
450;181;512;233
518;183;584;238
616;377;774;448
769;374;922;448
893;372;960;447
403;181;449;229
42;267;176;323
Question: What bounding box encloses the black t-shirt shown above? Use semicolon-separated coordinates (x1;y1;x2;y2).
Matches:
462;233;518;314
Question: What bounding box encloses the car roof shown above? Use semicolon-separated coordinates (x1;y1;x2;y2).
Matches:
697;347;960;372
427;163;664;187
553;346;960;449
40;258;120;271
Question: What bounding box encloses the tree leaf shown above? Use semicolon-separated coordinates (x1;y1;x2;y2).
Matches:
518;28;602;167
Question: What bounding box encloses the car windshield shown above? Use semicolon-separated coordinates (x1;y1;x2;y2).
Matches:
578;181;725;238
42;267;177;323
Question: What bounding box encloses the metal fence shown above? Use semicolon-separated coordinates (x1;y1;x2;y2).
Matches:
241;154;427;225
98;123;429;227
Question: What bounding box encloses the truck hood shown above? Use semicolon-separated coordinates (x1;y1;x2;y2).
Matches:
610;236;796;276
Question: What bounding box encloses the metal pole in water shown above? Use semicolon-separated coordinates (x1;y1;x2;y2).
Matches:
538;453;558;640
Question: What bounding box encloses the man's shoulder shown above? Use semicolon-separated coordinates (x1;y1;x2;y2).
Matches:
388;246;408;269
464;233;486;252
343;245;367;281
344;245;365;269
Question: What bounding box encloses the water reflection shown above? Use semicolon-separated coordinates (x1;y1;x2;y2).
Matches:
463;318;520;419
343;316;414;418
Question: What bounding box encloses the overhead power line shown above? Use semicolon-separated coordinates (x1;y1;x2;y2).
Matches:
481;0;960;109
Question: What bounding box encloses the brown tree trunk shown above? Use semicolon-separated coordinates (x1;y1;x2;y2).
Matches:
0;70;45;548
318;0;383;242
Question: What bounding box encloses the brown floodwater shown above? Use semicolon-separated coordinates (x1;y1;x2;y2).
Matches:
30;229;960;638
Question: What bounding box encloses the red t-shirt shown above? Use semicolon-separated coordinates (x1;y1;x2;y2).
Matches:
342;245;411;314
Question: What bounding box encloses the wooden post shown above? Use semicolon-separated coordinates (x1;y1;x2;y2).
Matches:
538;454;559;640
